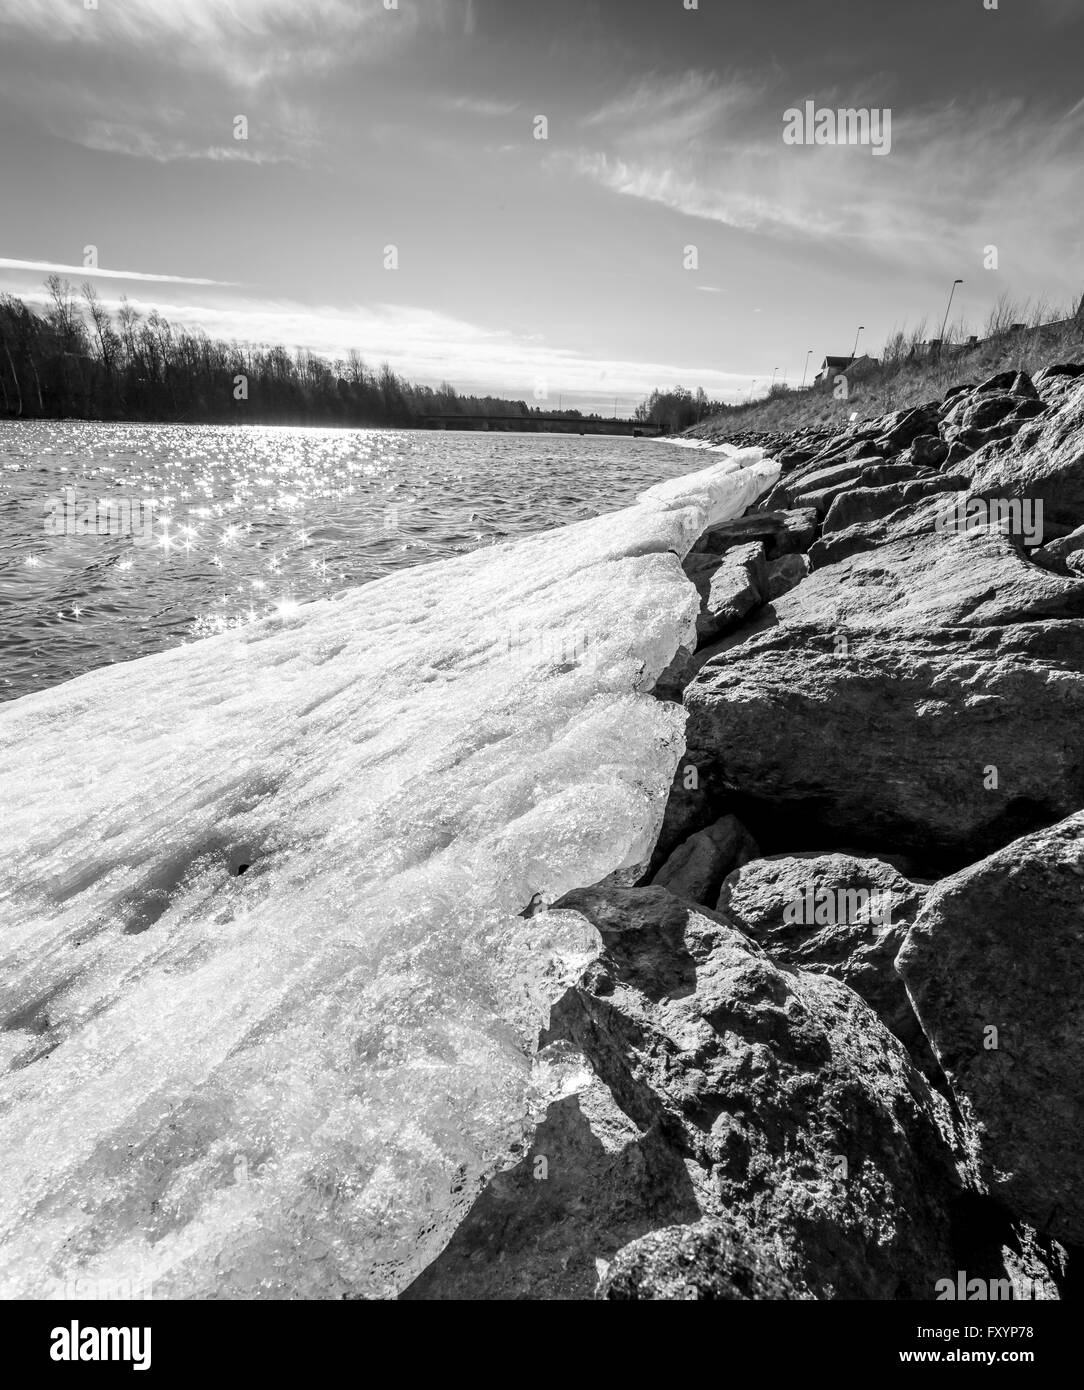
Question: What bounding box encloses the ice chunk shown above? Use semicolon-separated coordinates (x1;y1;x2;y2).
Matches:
0;449;778;1298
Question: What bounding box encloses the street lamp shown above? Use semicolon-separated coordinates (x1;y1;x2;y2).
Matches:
748;378;757;403
770;366;779;390
850;326;865;361
939;279;963;351
801;349;813;390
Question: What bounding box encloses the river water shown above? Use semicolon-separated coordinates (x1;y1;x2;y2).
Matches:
0;420;696;703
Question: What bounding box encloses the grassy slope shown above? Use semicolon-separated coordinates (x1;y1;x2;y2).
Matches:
686;315;1084;443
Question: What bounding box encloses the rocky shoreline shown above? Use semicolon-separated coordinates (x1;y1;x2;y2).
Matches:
404;364;1084;1301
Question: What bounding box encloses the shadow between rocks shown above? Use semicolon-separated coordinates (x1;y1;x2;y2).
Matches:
398;1091;701;1301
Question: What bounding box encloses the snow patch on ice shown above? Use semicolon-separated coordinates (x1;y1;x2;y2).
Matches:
0;449;778;1299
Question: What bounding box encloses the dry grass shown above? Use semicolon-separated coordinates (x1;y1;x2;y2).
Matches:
689;297;1084;440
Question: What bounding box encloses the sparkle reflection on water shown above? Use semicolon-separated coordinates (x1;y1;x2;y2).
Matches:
0;420;695;703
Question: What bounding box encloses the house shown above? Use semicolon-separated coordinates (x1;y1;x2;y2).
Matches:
814;353;876;386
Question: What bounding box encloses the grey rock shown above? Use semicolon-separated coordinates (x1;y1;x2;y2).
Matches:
716;853;936;1074
905;435;950;469
541;886;962;1299
765;551;811;599
691;509;818;561
942;392;1021;435
974;369;1038;399
968;377;1084;528
792;457;880;499
941;440;975;469
599;1219;806;1300
684;620;1084;860
1030;523;1084;575
818;476;969;545
781;501;1084;630
1043;523;1084;558
873;402;940;454
696;541;767;642
859;462;923;489
758;448;883;511
1035;362;1084;385
651;814;759;906
1005;397;1048;424
896;814;1084;1246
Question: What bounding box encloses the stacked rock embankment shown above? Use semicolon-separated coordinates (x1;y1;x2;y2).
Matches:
404;365;1084;1302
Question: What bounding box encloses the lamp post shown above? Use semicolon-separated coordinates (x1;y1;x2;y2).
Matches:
801;349;813;390
939;279;963;353
770;366;779;390
850;326;865;362
748;378;757;404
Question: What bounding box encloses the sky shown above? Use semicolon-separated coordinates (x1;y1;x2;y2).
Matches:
1;0;1081;411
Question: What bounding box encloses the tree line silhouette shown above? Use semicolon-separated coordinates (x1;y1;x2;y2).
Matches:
0;278;629;430
633;385;728;434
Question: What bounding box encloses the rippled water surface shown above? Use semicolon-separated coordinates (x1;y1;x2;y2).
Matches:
0;421;697;703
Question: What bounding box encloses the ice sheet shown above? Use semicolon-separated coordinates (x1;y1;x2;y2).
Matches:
0;448;778;1299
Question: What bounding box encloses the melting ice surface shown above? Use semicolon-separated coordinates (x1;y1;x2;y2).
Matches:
0;448;778;1299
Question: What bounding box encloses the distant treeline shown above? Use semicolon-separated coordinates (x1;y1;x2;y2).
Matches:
633;385;727;433
0;279;621;429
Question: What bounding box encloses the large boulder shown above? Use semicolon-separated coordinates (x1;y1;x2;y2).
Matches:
401;886;965;1301
695;541;767;642
791;457;880;499
546;888;960;1298
716;853;934;1072
684;479;1084;864
942;392;1023;436
684;620;1084;861
778;457;884;514
896;814;1084;1247
784;509;1084;631
873;402;940;454
974;369;1039;399
967;376;1084;529
757;448;881;511
1034;363;1084;404
819;475;968;540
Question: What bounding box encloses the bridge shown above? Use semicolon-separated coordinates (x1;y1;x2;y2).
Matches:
420;413;667;437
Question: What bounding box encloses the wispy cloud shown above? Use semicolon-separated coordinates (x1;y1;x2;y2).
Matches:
0;258;236;286
582;70;757;148
551;149;840;238
441;95;520;118
1;0;431;85
0;0;441;164
558;77;1084;293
